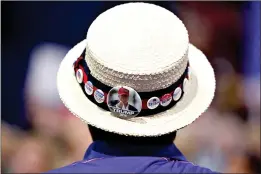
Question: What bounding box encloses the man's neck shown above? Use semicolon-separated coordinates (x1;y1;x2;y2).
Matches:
84;140;187;161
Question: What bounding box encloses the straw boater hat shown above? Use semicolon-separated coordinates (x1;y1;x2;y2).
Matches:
57;2;216;137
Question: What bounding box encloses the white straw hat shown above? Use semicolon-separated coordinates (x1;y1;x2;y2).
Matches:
57;2;216;137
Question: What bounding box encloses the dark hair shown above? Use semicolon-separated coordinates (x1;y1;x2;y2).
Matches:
88;124;177;145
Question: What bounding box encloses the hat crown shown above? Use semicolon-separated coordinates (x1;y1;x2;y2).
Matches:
85;2;189;92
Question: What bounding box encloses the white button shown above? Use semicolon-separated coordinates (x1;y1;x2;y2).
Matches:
147;97;160;109
173;87;182;101
76;69;83;83
183;78;189;93
85;81;93;95
94;89;105;103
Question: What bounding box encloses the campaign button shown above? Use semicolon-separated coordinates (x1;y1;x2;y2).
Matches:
94;89;105;103
147;97;160;109
173;87;182;101
84;81;93;95
76;69;83;83
187;66;191;79
183;78;189;93
160;93;172;107
107;86;142;118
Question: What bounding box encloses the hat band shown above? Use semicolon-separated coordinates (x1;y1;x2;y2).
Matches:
74;49;189;117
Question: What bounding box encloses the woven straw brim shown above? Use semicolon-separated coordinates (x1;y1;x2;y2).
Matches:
57;40;215;137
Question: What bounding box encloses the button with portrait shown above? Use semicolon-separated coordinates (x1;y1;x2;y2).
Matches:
107;86;142;118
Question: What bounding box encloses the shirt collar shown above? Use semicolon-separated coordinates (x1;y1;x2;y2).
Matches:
83;141;187;161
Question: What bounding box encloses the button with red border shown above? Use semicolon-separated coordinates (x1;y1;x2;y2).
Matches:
160;93;172;107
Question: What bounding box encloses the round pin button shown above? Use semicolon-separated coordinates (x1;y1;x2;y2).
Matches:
107;86;142;118
147;97;160;109
183;78;189;93
76;69;83;83
173;87;182;101
84;81;93;95
187;67;191;79
160;94;172;107
94;89;105;103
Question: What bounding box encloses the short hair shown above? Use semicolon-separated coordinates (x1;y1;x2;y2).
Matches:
88;124;177;145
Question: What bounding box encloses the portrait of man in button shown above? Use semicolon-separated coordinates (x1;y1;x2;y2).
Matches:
115;87;138;112
107;87;142;117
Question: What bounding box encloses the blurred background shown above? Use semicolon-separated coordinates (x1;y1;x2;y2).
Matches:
1;1;260;173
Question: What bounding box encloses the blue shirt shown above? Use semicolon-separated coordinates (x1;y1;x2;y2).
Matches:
45;141;219;173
